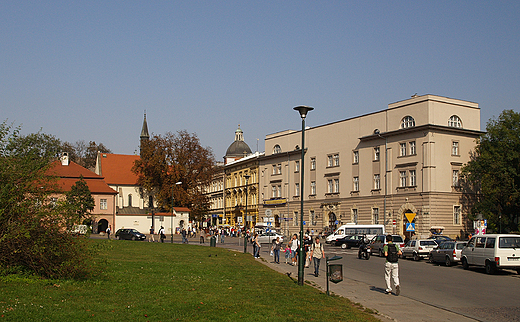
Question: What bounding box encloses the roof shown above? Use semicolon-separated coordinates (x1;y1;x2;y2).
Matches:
47;160;117;195
98;153;140;185
225;140;252;157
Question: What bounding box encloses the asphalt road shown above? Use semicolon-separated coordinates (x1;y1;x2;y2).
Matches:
323;244;520;322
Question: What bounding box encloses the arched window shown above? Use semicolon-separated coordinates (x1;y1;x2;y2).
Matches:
127;194;133;207
401;116;415;129
448;115;462;128
273;144;282;154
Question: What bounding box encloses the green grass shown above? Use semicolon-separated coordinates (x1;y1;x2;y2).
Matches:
0;240;379;321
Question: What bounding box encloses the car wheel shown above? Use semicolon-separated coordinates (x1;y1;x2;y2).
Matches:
461;257;469;270
428;254;434;263
341;243;347;249
485;261;496;275
132;236;137;241
445;256;452;267
379;249;384;257
413;252;420;261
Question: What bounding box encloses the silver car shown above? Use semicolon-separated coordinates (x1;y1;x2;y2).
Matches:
257;232;284;244
401;239;438;261
429;241;467;266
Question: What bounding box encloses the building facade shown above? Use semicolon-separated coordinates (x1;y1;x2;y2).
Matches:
260;95;482;239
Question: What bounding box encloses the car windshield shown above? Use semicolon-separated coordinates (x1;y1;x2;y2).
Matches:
393;236;404;243
456;243;467;249
130;229;139;233
498;237;520;249
420;240;437;246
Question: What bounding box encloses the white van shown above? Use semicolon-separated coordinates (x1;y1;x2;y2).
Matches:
461;234;520;274
325;224;385;244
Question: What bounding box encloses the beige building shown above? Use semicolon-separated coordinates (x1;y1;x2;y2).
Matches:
259;95;483;239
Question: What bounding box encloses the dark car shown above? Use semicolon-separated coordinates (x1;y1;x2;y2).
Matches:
115;228;146;241
333;235;365;249
429;241;467;266
427;235;453;245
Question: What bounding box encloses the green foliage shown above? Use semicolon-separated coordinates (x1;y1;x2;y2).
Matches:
462;110;520;232
60;140;111;170
63;176;95;228
0;241;377;321
0;121;99;279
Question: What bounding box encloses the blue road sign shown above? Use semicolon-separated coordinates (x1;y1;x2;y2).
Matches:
406;223;415;232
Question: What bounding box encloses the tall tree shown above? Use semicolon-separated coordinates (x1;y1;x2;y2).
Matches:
462;110;520;233
132;130;216;222
63;175;95;228
61;140;111;170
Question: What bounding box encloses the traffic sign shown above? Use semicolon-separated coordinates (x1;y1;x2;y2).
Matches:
405;213;416;223
406;223;415;231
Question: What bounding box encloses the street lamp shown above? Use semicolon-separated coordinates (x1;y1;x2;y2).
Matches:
294;105;313;286
171;181;182;243
374;129;387;232
243;174;251;254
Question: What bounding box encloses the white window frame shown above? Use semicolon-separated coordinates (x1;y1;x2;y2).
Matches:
352;209;358;224
374;147;380;161
449;115;462;128
453;205;461;225
334;154;340;167
452;141;459;156
295;160;300;172
453;170;459;187
409;170;416;186
310;157;316;170
374;174;380;190
327;155;333;167
295;183;300;197
400;143;407;156
353;176;359;192
401;115;415;128
353;151;359;164
373;208;379;225
400;171;407;187
310;181;316;195
334;178;340;193
409;141;416;155
100;198;108;210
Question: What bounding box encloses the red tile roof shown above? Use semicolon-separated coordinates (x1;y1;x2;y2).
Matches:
98;153;140;185
47;160;117;195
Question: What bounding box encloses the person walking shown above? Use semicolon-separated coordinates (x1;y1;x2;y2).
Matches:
159;226;166;243
271;237;282;264
181;228;188;244
290;234;299;266
253;233;260;258
310;236;325;277
383;234;402;295
106;225;111;240
199;229;205;244
149;226;155;242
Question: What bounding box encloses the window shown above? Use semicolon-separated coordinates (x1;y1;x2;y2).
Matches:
400;171;407;187
453;205;461;225
409;141;416;155
448;115;462;128
334;154;339;166
452;141;459;156
273;144;282;154
334;179;340;193
353;176;359;191
353;151;359;164
128;194;133;207
294;211;299;226
373;208;379;224
400;143;407;156
352;209;358;224
277;164;282;174
272;165;277;175
310;210;317;225
409;170;416;186
100;198;108;210
374;174;380;190
401;116;415;129
310;157;316;170
295;183;300;196
374;147;380;161
271;185;281;198
295;160;300;172
328;179;333;193
328;155;333;167
452;170;459;187
310;181;316;195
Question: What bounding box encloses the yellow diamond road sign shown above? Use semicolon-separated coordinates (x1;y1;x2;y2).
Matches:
405;213;416;223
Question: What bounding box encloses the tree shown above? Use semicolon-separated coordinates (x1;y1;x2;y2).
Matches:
0;121;98;279
462;110;520;233
61;140;111;170
63;175;95;228
132;130;216;222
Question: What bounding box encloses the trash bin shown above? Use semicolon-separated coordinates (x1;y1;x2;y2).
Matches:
329;264;343;284
210;236;216;247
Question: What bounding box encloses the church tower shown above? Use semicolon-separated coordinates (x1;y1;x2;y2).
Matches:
140;112;150;155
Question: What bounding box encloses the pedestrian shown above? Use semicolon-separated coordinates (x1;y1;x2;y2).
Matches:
149;226;155;242
181;228;188;244
253;233;261;258
106;225;111;240
310;236;325;277
271;237;282;264
200;229;205;244
383;234;402;295
159;226;166;243
284;245;291;264
290;234;299;266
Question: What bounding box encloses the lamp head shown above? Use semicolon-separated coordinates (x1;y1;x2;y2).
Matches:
374;129;380;135
293;105;314;119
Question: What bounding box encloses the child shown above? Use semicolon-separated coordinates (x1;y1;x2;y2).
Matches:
284;245;291;264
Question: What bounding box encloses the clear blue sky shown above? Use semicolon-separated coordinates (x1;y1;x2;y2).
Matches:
2;1;519;159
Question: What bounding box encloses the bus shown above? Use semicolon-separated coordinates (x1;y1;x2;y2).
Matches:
325;224;385;244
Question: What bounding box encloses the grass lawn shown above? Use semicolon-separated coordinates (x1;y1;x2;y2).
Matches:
0;239;379;321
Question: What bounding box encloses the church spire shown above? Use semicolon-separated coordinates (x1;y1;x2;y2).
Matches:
140;111;150;141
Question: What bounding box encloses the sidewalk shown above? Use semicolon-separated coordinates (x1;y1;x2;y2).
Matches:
217;240;478;322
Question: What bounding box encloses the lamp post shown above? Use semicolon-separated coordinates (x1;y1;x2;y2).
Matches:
294;105;313;286
243;174;251;253
171;181;182;243
374;129;387;231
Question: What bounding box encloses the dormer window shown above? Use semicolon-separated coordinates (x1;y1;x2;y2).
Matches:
448;115;462;128
401;116;415;129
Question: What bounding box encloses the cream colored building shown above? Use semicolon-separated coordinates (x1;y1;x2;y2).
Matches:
260;95;483;239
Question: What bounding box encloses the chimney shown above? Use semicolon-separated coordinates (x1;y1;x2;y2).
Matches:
61;152;69;166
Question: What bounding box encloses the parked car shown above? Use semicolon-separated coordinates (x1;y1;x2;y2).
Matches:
115;228;147;241
427;235;453;245
370;235;405;257
401;239;438;261
257;232;284;244
333;235;365;249
429;241;467;266
461;234;520;274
